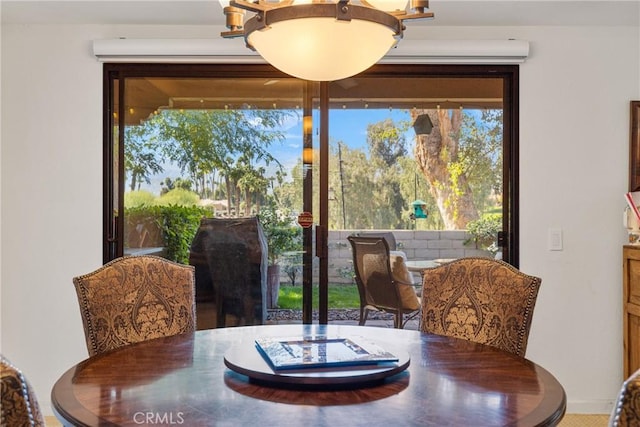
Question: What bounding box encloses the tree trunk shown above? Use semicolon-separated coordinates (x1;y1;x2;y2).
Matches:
225;177;232;216
266;264;280;309
244;188;251;216
235;185;241;217
413;108;479;229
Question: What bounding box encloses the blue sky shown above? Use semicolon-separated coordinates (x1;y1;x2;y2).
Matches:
271;108;414;173
328;108;413;149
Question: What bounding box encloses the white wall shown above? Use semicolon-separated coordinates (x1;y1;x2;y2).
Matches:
518;25;637;411
1;21;638;416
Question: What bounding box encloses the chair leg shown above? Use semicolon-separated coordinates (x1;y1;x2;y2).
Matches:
359;308;369;326
393;311;401;329
400;310;421;329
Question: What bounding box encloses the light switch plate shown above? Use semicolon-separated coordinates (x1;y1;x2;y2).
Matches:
548;228;563;251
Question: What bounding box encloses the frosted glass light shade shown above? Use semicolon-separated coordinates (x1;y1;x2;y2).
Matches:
248;17;397;81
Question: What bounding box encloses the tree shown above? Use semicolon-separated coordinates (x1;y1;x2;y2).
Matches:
124;124;163;191
413;108;479;229
160;177;193;195
396;156;444;230
413;108;503;229
145;109;291;211
334;145;375;229
273;163;302;218
366;118;408;166
460;110;503;214
235;156;269;216
365;119;410;229
324;119;417;230
280;120;440;231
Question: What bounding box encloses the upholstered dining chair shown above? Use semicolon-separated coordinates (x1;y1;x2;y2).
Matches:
610;368;640;426
73;255;196;357
348;236;420;329
1;354;45;427
420;257;542;357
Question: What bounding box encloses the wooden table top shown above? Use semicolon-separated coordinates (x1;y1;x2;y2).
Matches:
52;324;566;427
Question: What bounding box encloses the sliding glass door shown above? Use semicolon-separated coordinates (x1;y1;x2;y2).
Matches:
104;63;518;327
323;69;515;317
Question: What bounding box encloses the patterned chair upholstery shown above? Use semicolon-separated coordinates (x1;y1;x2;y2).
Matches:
610;368;640;427
1;354;45;427
73;255;196;357
420;257;541;357
348;236;420;329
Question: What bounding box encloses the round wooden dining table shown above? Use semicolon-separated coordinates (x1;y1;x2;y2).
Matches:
51;324;566;427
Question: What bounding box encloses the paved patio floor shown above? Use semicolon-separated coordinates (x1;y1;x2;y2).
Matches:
196;303;420;330
266;309;420;330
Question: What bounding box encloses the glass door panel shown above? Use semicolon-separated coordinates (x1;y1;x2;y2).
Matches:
325;75;506;325
117;74;307;328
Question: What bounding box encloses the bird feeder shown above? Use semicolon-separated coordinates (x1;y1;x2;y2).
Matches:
412;200;428;219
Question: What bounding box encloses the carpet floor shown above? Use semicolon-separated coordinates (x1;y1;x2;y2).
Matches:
559;414;610;426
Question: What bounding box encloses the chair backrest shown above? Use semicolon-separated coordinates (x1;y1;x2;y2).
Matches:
348;236;399;309
1;354;45;427
73;255;196;357
355;232;397;251
348;236;404;311
420;257;541;357
610;368;640;426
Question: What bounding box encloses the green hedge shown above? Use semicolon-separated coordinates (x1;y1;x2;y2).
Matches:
125;205;210;264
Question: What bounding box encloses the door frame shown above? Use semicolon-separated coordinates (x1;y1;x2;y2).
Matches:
103;63;519;325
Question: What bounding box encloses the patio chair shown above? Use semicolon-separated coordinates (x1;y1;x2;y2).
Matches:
348;236;420;329
355;231;397;251
1;354;45;427
420;257;541;357
610;368;640;426
73;255;196;357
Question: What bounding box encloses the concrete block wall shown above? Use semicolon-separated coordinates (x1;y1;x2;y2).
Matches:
281;229;493;285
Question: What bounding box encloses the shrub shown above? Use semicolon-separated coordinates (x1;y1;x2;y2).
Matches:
465;212;502;254
159;205;208;263
155;188;200;207
125;206;163;248
124;190;156;208
258;199;301;265
124;204;209;263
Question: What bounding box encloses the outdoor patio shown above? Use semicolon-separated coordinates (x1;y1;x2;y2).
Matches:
196;302;420;330
266;308;421;330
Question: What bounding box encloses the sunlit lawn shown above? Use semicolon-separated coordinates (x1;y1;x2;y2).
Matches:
277;285;359;309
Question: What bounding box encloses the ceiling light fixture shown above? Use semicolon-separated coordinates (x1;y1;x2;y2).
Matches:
220;0;434;81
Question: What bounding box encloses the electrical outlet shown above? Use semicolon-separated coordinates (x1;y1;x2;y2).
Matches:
548;228;563;251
